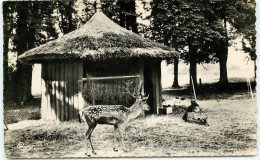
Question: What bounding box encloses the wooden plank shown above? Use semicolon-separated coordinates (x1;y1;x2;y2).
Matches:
41;63;47;120
155;61;160;112
55;63;60;121
158;60;162;110
68;62;73;120
46;64;52;120
73;62;78;119
152;60;157;114
51;63;56;121
77;61;84;111
153;59;162;114
82;75;140;81
64;63;69;121
60;63;65;121
139;60;145;116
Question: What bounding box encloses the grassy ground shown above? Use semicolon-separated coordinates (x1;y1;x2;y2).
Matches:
4;95;257;158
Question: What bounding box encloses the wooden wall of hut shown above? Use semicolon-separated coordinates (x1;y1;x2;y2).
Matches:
40;58;162;121
41;61;83;121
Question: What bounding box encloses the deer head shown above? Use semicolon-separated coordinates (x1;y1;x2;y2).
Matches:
139;94;150;111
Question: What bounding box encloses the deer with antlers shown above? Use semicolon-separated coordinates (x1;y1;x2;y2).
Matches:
78;80;149;156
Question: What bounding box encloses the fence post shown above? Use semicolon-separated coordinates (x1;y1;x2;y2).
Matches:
191;76;197;100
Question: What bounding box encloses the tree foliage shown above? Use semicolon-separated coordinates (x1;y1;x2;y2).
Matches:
55;1;77;34
233;0;256;60
147;0;223;87
149;0;223;63
3;0;139;104
3;2;16;68
209;0;256;83
4;1;58;104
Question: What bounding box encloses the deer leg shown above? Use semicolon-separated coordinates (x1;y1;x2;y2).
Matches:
85;122;97;156
117;124;127;152
113;125;118;152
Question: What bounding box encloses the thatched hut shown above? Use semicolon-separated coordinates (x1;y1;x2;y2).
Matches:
18;7;178;121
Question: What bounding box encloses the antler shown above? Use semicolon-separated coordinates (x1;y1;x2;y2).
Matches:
137;80;143;95
137;81;150;101
124;80;133;92
136;80;149;99
124;80;143;99
142;94;149;100
124;80;134;98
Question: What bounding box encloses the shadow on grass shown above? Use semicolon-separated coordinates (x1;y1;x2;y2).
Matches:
163;82;255;100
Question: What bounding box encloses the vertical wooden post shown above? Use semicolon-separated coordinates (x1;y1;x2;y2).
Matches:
41;63;48;120
191;76;197;100
68;62;74;120
139;59;145;116
157;60;162;114
51;64;56;121
64;63;69;121
247;77;254;100
77;61;84;111
55;63;60;121
149;59;162;114
60;63;65;121
152;61;157;114
45;64;52;120
73;62;78;119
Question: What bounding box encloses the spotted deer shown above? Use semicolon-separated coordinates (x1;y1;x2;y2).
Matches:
78;80;149;156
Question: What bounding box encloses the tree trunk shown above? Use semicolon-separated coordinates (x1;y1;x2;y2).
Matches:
118;0;137;33
16;3;33;105
3;3;10;106
218;18;229;85
126;0;138;33
3;4;9;69
189;45;197;89
117;1;126;28
172;57;179;88
218;51;228;85
17;64;33;105
131;15;138;33
67;1;75;33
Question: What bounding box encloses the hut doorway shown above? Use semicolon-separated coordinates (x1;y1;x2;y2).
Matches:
144;64;154;114
144;59;162;114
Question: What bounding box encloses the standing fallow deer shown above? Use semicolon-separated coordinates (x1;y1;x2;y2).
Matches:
78;80;149;156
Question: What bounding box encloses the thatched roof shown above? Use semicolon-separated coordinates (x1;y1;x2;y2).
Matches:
18;12;178;63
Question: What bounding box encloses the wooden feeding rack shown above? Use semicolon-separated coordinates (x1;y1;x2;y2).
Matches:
81;75;141;107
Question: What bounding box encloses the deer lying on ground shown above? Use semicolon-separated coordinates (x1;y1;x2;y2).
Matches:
182;99;209;126
78;81;149;156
